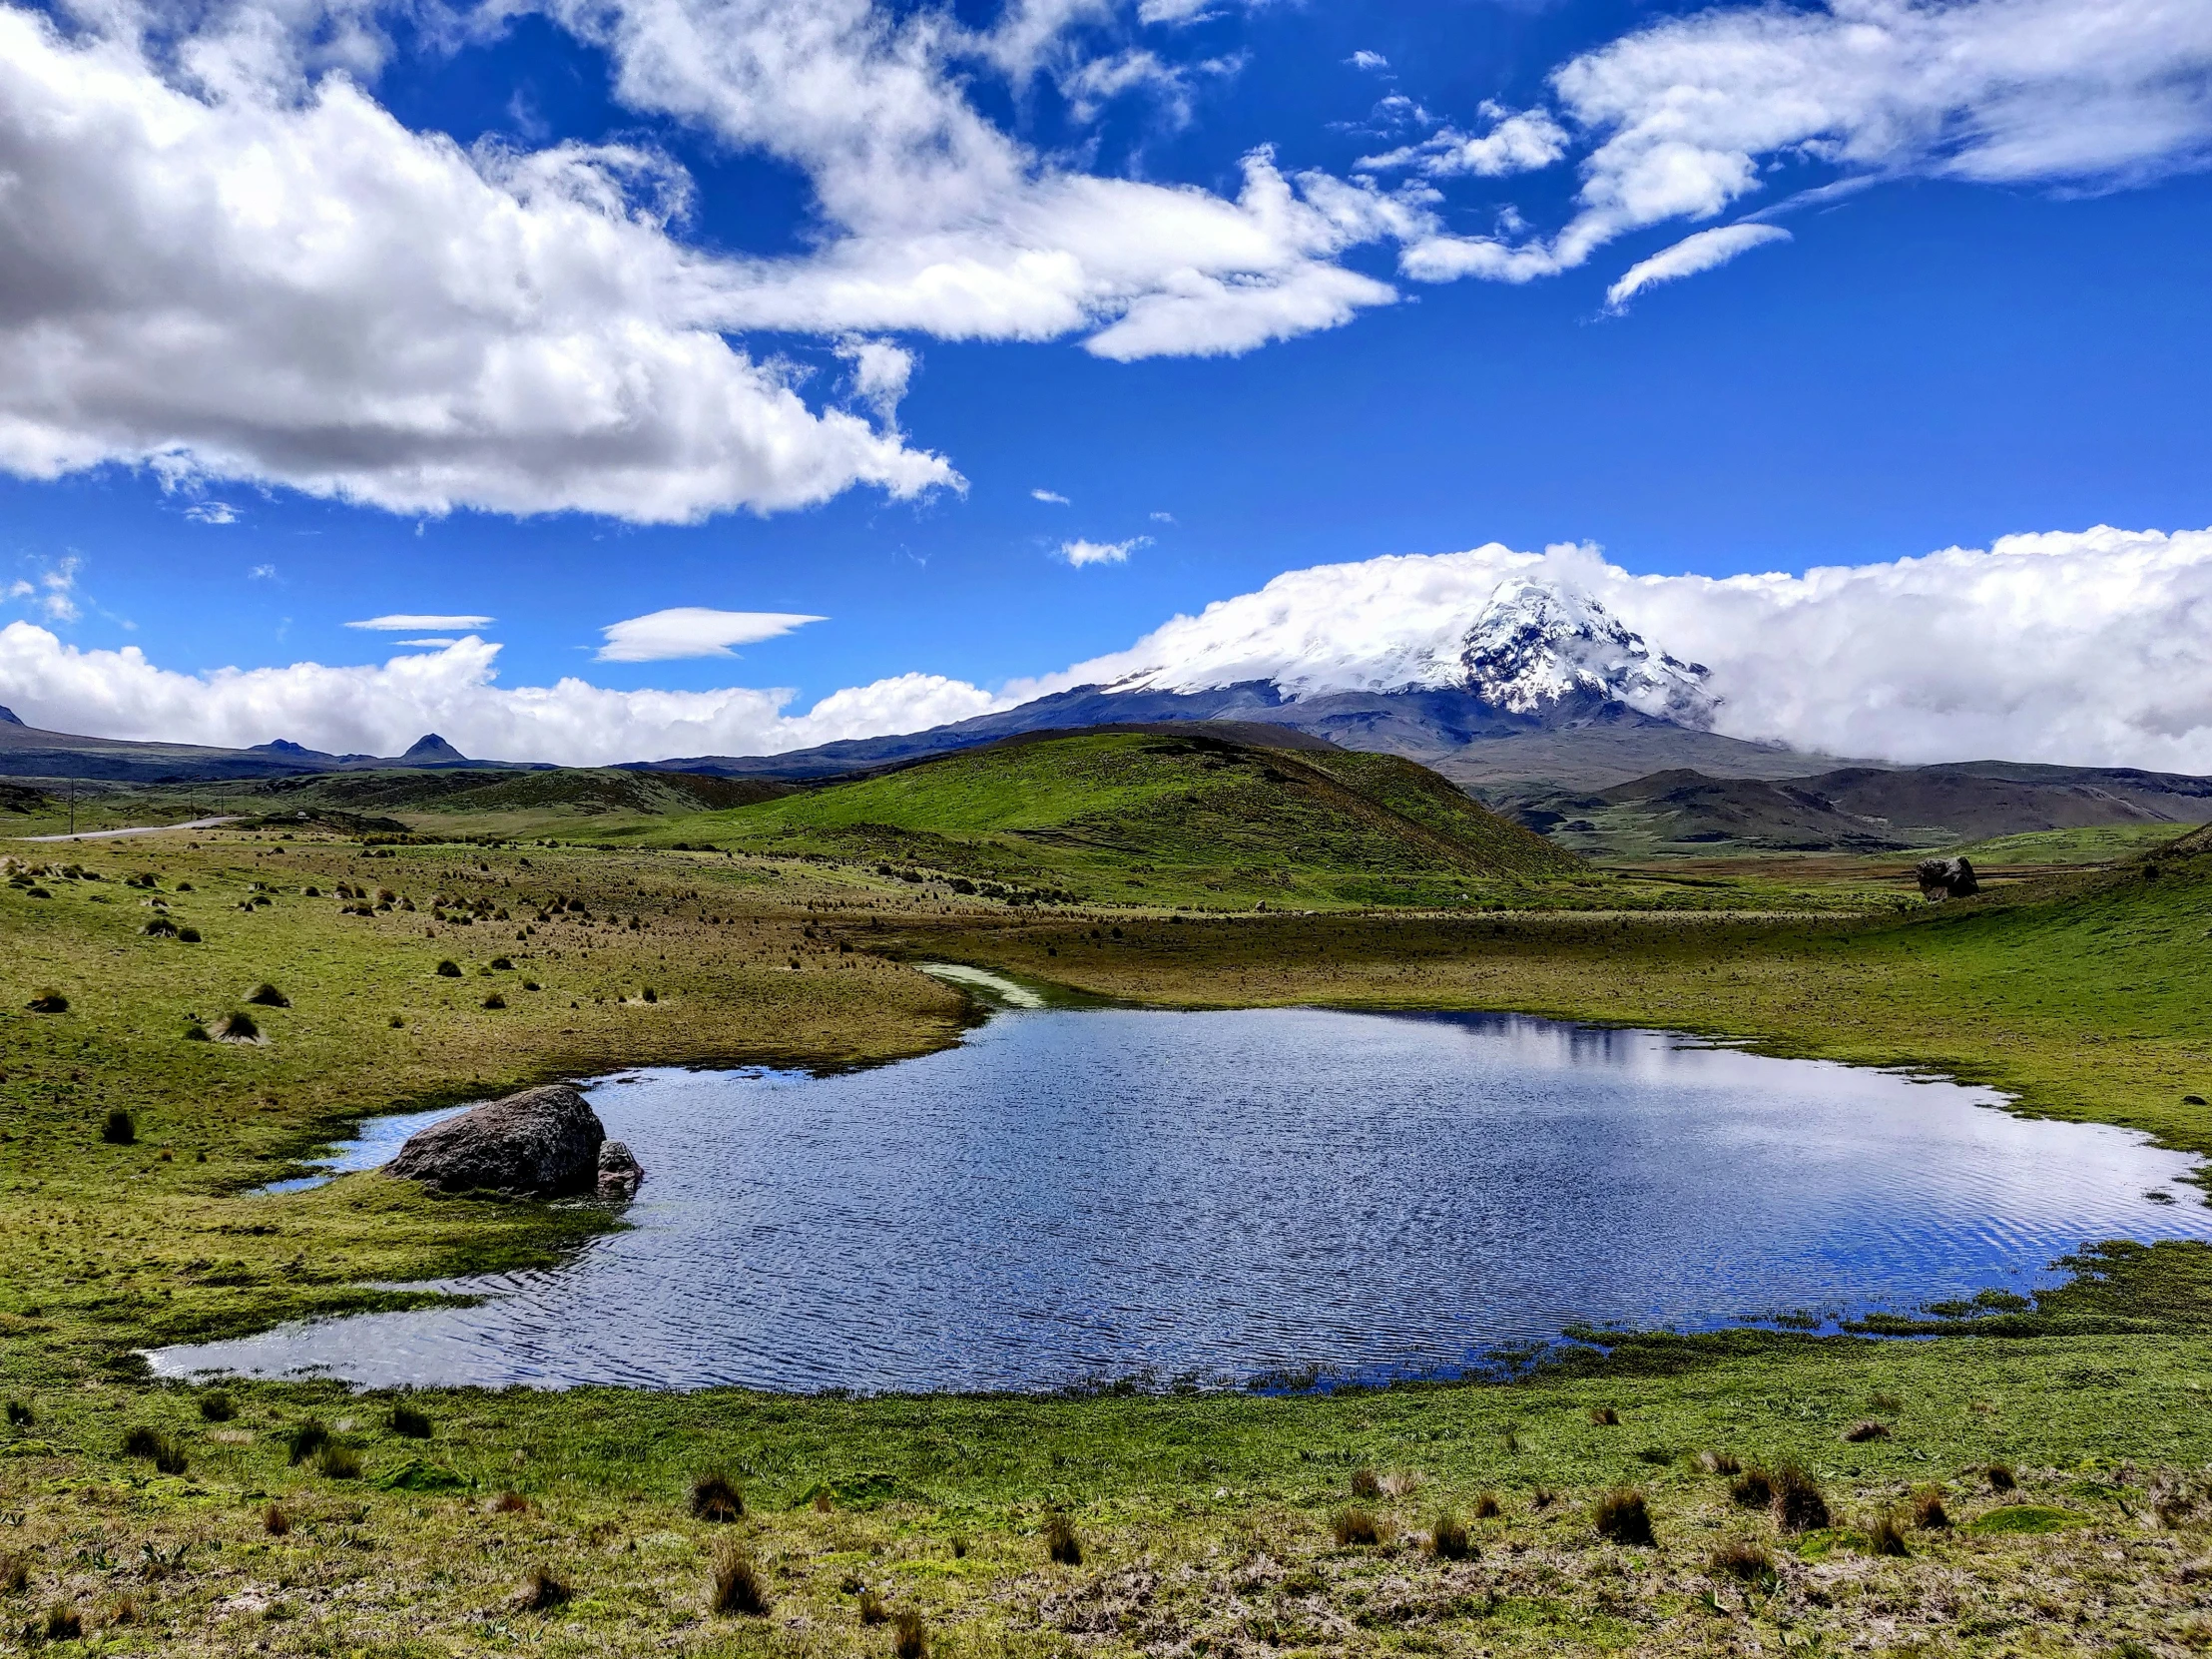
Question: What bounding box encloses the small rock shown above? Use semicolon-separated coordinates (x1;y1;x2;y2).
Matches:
597;1140;644;1201
1915;855;1978;899
386;1084;605;1198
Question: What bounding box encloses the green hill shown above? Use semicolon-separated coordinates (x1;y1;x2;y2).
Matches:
633;728;1589;909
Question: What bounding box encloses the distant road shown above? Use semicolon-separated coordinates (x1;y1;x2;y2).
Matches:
16;816;239;843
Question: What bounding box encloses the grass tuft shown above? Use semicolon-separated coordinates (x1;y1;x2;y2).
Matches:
100;1108;136;1146
215;1009;260;1041
25;988;68;1014
491;1491;532;1514
1429;1510;1472;1560
1472;1489;1501;1519
285;1420;330;1465
1589;1405;1619;1426
1866;1508;1911;1556
44;1604;82;1641
1044;1510;1082;1565
198;1391;235;1423
1730;1468;1773;1509
1988;1462;2016;1492
858;1588;889;1625
246;982;290;1007
892;1607;927;1659
317;1444;362;1480
1330;1506;1381;1547
1699;1450;1741;1475
1771;1462;1831;1533
1348;1465;1381;1499
389;1403;433;1439
517;1567;570;1613
2;1401;28;1427
1707;1538;1776;1583
711;1547;770;1616
2;1554;28;1593
263;1504;289;1537
690;1472;744;1522
435;959;461;977
1593;1487;1655;1547
1908;1486;1951;1529
1843;1418;1892;1443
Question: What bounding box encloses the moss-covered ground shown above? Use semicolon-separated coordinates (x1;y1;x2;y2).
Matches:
5;815;2212;1653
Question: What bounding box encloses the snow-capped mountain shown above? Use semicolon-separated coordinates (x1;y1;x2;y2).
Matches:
1108;575;1717;730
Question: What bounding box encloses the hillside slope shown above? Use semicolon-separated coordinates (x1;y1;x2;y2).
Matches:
649;729;1589;909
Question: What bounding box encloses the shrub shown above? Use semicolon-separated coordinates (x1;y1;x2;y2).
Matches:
101;1109;136;1146
285;1419;330;1465
892;1608;926;1659
246;982;290;1008
1330;1506;1381;1547
1044;1510;1082;1565
1771;1463;1831;1533
1908;1486;1951;1529
25;988;67;1013
1472;1490;1501;1520
389;1403;432;1439
198;1391;236;1423
263;1504;289;1537
1706;1538;1775;1583
1349;1465;1382;1499
517;1567;570;1612
1699;1450;1741;1475
1430;1510;1472;1560
1987;1463;2016;1492
1842;1418;1891;1443
1589;1406;1619;1426
435;960;461;977
216;1010;260;1041
317;1444;362;1480
1866;1509;1910;1557
691;1472;744;1522
1593;1488;1655;1547
4;1400;31;1427
711;1547;770;1616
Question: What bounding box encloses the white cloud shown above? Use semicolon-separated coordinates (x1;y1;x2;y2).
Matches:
185;502;241;525
1604;224;1791;311
248;563;278;580
0;623;1006;766
0;3;955;524
346;614;496;632
1149;510;1176;523
9;555;85;624
1018;527;2212;773
1400;0;2212;293
1032;488;1071;504
1347;51;1389;74
1060;536;1147;567
1360;106;1569;179
595;607;828;662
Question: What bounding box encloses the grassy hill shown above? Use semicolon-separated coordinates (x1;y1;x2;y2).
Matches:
621;729;1590;909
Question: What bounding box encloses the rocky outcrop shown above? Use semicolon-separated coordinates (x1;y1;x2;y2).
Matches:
386;1084;604;1197
596;1140;644;1201
1916;855;1979;899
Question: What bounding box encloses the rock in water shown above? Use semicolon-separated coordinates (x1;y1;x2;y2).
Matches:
385;1084;604;1197
596;1140;644;1200
1915;855;1979;900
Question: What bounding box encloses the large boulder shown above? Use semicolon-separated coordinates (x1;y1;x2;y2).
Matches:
1916;855;1979;900
385;1084;604;1197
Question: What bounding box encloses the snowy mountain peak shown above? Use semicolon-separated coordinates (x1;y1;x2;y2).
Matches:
1104;566;1716;727
1459;579;1714;725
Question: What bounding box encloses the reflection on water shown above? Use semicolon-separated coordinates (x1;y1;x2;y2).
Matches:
154;1006;2210;1392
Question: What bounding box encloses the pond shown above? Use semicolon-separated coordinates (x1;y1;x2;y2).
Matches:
151;995;2211;1393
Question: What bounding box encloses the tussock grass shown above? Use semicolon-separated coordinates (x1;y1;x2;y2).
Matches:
857;1588;889;1625
285;1420;329;1465
1729;1468;1773;1509
892;1607;927;1659
246;982;290;1008
389;1402;432;1439
516;1567;570;1613
1348;1465;1381;1499
1867;1508;1911;1556
1592;1487;1655;1547
1330;1506;1381;1547
1698;1449;1740;1474
491;1491;532;1514
316;1444;362;1480
1706;1537;1776;1583
100;1108;135;1146
1472;1489;1501;1519
710;1547;769;1616
1988;1462;2017;1492
1770;1462;1831;1533
262;1503;289;1537
197;1391;235;1422
1043;1510;1082;1565
1909;1485;1951;1528
691;1472;744;1522
1843;1417;1892;1442
1429;1510;1472;1560
1589;1405;1618;1425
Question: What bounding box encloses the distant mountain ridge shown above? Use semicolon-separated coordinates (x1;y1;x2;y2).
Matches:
0;715;542;783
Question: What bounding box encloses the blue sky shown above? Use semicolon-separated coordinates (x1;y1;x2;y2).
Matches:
3;0;2211;764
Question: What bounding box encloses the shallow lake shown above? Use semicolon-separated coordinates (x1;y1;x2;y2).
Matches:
152;999;2211;1392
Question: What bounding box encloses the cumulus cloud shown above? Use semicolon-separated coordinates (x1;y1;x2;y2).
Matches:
1027;527;2212;773
1347;50;1389;73
346;614;496;631
184;502;241;525
1398;0;2212;293
1360;106;1569;179
1032;488;1071;504
5;556;85;624
1060;536;1146;567
0;623;1006;766
595;607;828;662
0;3;954;524
1604;224;1791;311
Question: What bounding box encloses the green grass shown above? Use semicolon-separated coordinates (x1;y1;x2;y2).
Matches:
1947;822;2195;866
595;731;1622;911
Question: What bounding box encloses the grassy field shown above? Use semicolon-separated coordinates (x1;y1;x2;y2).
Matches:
5;805;2212;1653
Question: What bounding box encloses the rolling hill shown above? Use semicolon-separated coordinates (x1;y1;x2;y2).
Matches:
626;727;1590;909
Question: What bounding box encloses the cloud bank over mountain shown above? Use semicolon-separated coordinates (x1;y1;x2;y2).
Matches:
6;525;2212;773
